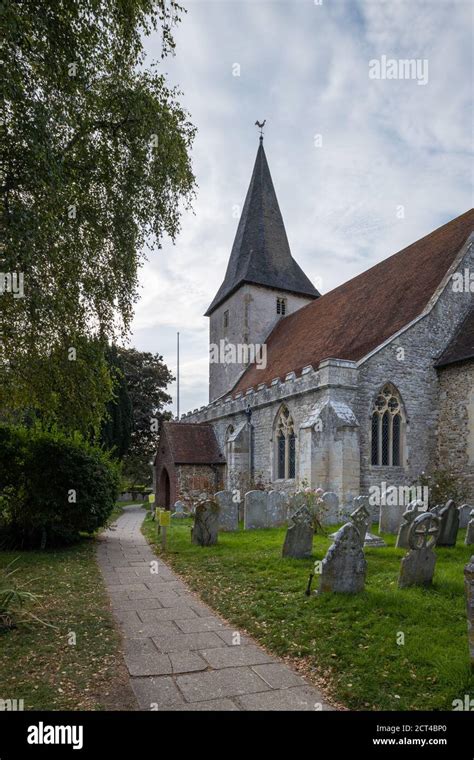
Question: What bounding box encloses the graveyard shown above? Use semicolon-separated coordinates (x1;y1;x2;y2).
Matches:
142;498;474;712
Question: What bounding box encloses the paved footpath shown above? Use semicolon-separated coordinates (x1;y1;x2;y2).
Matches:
97;506;333;711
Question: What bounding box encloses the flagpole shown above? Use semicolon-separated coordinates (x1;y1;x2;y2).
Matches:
177;331;180;420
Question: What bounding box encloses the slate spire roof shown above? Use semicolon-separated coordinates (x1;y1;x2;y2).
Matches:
205;139;319;316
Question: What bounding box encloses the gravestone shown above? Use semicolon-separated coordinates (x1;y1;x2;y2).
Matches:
465;510;474;546
282;505;314;559
288;491;306;515
191;500;219;546
171;500;187;519
379;502;406;534
431;500;459;546
459;504;473;529
396;500;425;549
363;532;386;548
244;490;268;530
351;498;371;544
322;492;340;525
215;490;239;531
318;523;367;594
464;556;474;668
267;490;288;527
398;512;440;589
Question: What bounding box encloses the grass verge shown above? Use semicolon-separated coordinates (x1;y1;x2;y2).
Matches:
0;526;135;710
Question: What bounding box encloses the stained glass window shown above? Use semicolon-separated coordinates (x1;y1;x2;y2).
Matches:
371;412;379;465
371;384;404;467
392;414;401;466
278;433;286;479
289;433;296;479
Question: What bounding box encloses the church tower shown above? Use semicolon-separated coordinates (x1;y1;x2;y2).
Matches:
205;135;319;402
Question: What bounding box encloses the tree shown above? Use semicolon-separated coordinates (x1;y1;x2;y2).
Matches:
118;347;173;484
100;345;133;459
1;1;195;426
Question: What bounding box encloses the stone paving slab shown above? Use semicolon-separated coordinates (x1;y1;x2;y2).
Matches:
97;506;332;712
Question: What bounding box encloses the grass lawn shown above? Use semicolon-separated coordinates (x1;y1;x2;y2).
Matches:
142;514;474;711
0;506;135;711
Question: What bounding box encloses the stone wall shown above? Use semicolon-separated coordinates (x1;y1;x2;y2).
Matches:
175;464;225;500
436;361;474;502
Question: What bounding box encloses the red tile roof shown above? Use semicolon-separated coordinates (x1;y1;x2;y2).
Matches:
162;422;224;464
233;209;474;394
435;307;474;368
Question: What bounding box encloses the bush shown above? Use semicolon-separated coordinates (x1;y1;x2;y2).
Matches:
0;426;120;548
415;469;468;507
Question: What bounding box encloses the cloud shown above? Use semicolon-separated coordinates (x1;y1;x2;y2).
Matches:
132;0;473;415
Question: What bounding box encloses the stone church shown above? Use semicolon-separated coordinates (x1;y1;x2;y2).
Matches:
154;137;474;511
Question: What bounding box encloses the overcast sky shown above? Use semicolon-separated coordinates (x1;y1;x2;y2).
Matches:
130;0;473;416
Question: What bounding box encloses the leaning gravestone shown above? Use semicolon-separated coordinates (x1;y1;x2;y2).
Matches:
431;500;459;547
318;523;367;594
215;490;239;531
267;490;288;527
379;502;407;534
244;490;268;530
464;556;474;668
351;498;371;544
398;512;440;589
191;500;219;546
459;504;473;529
288;491;306;515
396;500;425;549
282;505;313;559
465;510;474;546
322;492;339;525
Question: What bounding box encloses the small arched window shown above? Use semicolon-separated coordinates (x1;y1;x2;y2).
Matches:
371;384;404;466
274;406;296;480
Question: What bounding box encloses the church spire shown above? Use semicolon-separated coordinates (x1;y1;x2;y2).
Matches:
205;137;319;316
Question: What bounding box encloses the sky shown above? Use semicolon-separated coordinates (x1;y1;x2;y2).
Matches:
130;0;473;416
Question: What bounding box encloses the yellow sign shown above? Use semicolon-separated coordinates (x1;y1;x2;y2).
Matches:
159;510;171;527
148;494;155;504
154;507;162;520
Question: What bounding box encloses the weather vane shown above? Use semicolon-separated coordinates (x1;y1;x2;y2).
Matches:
255;119;266;140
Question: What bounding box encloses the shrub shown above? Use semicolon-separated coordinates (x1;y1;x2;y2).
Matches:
0;425;120;548
0;558;39;631
415;469;468;507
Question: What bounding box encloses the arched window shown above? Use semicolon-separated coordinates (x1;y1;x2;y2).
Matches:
371;384;405;466
274;406;296;480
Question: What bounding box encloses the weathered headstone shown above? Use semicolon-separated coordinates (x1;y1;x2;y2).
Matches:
171;500;187;519
322;492;339;525
191;500;219;546
215;490;239;531
464;556;474;668
431;500;459;546
267;490;288;527
465;510;474;546
318;523;367;594
363;532;387;548
459;504;473;529
351;498;371;544
379;502;407;534
282;505;314;559
398;512;440;589
244;490;268;530
396;500;425;549
288;491;306;515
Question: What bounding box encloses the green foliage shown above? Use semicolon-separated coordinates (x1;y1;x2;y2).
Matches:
1;0;195;419
415;469;468;507
100;345;133;458
118;347;173;484
0;425;120;548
